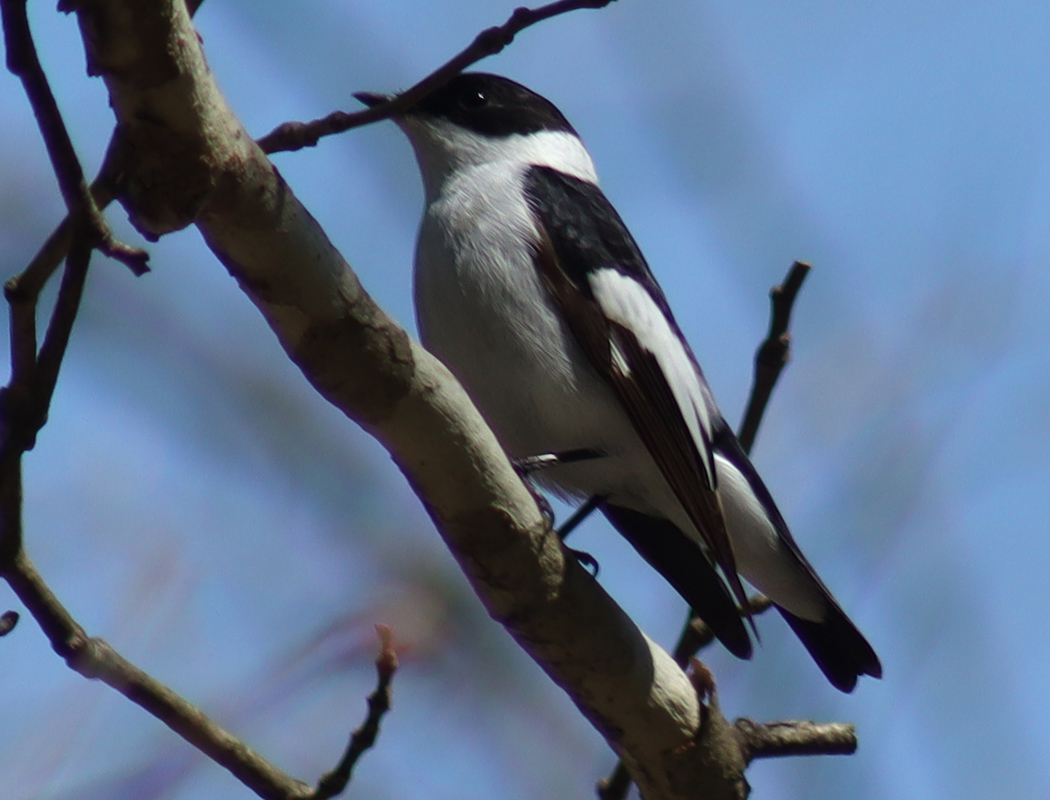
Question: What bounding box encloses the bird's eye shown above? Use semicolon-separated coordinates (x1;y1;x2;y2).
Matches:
459;89;488;109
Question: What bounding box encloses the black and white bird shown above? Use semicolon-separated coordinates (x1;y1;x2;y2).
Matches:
356;73;881;692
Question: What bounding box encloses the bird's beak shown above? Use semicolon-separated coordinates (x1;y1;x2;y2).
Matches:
353;91;389;109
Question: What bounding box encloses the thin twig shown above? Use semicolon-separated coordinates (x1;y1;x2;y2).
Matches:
312;625;399;799
28;239;91;434
2;0;87;215
0;209;303;789
5;277;37;393
738;261;810;453
9;166;119;302
735;719;857;763
256;0;618;154
0;242;94;559
0;216;306;791
671;595;772;666
0;0;148;275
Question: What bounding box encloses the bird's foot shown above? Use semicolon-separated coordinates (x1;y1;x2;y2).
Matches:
566;546;600;576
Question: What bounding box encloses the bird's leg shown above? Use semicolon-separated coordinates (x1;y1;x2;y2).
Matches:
510;456;557;528
510;447;603;533
557;494;604;540
557;494;605;576
510;449;606;575
512;447;604;474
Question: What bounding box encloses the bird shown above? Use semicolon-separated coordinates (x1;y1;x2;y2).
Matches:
355;73;881;692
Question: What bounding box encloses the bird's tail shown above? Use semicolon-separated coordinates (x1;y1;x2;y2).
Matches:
778;602;882;692
601;503;752;659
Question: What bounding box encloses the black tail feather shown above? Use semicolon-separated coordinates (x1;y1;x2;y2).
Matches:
778;604;882;693
594;503;882;691
602;504;752;659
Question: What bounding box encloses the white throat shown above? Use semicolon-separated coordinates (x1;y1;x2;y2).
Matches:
399;117;600;201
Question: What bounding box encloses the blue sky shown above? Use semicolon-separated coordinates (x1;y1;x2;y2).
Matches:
1;1;1049;798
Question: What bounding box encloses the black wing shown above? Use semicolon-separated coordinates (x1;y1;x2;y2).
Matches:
524;165;753;646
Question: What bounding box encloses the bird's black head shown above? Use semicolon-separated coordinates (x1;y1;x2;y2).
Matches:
358;73;577;139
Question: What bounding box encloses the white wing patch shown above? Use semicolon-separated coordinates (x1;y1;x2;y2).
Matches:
714;453;825;620
588;268;717;489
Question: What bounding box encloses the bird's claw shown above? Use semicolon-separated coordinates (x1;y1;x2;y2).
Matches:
567;547;600;576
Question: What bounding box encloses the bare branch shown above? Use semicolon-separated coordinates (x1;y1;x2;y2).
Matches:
2;0;87;214
0;6;315;798
312;625;398;800
0;0;148;275
0;148;305;800
2;550;313;799
735;718;857;762
29;239;90;427
256;0;618;154
7;0;216;293
10;163;119;302
0;241;94;566
738;261;810;453
0;172;306;800
671;595;773;666
0;229;372;800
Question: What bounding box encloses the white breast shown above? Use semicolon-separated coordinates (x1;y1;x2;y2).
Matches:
416;160;598;449
413;153;666;510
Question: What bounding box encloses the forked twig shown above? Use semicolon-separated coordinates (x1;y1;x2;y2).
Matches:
736;719;857;762
0;0;147;275
312;625;399;799
256;0;618;153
